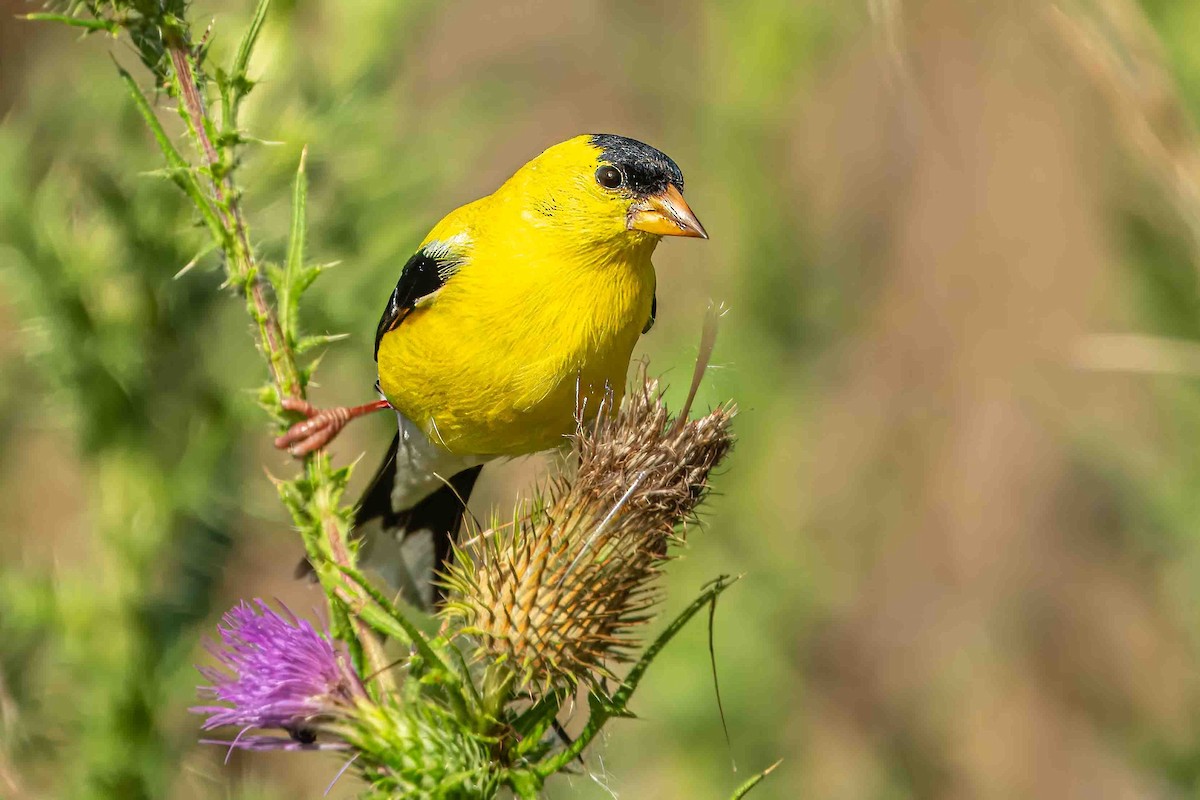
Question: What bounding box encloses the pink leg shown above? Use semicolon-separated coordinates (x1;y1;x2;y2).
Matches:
274;397;391;457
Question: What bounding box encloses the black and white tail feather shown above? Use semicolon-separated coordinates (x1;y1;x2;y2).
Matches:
353;434;483;609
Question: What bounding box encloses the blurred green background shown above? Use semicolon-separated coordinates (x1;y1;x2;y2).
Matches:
9;0;1200;797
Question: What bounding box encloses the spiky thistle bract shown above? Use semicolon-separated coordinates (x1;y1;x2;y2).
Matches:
442;366;736;691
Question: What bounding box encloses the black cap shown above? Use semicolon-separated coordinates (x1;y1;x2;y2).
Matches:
589;134;684;196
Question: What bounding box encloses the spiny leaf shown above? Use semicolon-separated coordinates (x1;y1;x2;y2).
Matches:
295;263;326;293
295;332;349;355
206;159;232;183
332;563;476;721
231;0;271;95
284;262;335;310
328;600;365;678
227;131;285;147
506;770;544;799
174;240;217;279
23;13;119;34
332;563;453;679
275;147;308;343
264;261;285;294
297;348;330;388
511;692;569;757
254;382;281;414
349;595;418;647
139;165;204;182
285;148;308;275
730;760;783;800
616;575;741;706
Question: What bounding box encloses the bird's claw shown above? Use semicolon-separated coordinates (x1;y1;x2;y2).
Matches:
275;397;352;458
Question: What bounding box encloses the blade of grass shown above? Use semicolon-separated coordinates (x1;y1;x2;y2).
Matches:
709;575;734;770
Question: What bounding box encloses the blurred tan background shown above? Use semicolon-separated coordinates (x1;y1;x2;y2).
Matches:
8;0;1200;797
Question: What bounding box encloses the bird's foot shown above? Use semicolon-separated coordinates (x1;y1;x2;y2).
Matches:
274;397;391;457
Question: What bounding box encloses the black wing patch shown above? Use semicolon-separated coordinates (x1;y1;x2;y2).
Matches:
642;291;657;334
374;246;463;360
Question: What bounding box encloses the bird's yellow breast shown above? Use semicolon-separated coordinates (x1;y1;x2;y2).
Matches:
376;195;656;457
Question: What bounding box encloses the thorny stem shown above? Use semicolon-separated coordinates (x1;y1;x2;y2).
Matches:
163;38;386;681
313;467;394;691
165;41;298;399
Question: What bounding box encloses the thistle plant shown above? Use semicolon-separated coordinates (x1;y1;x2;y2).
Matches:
31;1;773;797
443;369;735;692
193;600;367;750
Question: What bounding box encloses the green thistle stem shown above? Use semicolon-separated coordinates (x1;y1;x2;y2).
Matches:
165;39;386;680
37;4;389;683
163;38;298;399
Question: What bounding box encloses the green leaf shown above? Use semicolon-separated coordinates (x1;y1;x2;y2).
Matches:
295;332;349;355
174;241;218;280
506;769;545;799
331;563;451;676
231;0;271;92
730;760;783;800
332;563;480;722
275;147;308;342
223;131;286;147
219;0;269;137
351;596;417;644
710;575;733;762
328;600;366;678
511;691;568;758
22;13;119;34
138;166;204;182
444;642;485;711
264;261;285;293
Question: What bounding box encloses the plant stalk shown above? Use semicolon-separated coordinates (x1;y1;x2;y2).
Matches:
164;39;387;682
166;42;298;399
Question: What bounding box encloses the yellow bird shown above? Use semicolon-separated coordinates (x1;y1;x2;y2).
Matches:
277;133;706;604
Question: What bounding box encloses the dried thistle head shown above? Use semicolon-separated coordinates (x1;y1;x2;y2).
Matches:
442;362;735;691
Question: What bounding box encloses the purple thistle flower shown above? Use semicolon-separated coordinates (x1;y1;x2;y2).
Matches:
192;599;365;749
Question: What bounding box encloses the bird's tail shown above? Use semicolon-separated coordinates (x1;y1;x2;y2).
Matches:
296;434;482;609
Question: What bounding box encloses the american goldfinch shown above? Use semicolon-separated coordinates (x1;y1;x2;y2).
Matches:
277;134;706;605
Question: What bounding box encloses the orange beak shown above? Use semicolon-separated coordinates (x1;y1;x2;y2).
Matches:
627;184;708;239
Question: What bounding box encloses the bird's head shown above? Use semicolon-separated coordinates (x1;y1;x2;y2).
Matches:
506;134;707;250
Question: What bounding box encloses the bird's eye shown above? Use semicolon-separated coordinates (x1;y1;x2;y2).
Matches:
596;165;624;190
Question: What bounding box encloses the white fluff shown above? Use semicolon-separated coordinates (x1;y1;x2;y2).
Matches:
389;410;489;511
